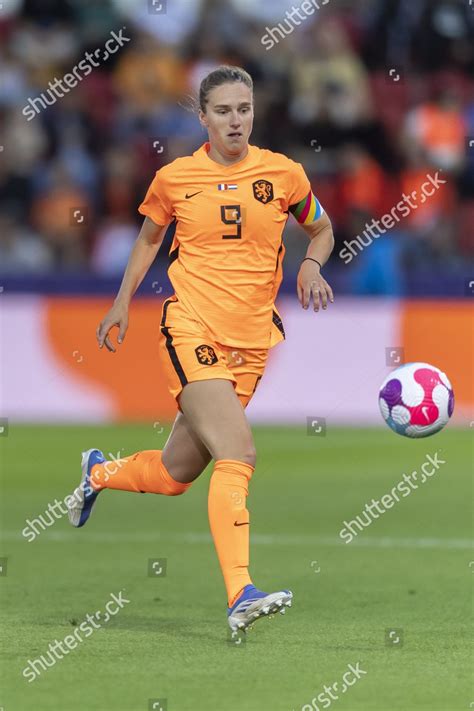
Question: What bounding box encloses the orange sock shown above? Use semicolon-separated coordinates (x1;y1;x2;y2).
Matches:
208;459;254;607
90;450;191;496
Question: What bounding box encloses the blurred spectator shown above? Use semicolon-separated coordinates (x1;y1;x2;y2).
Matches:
365;0;474;73
0;212;53;273
111;0;204;47
412;0;474;73
345;208;406;296
290;17;372;127
30;162;90;268
113;37;187;114
404;89;467;173
399;159;455;230
91;218;137;275
0;46;29;107
338;145;387;220
102;148;138;220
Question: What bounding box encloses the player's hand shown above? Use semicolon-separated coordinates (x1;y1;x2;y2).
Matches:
297;262;334;312
96;301;129;352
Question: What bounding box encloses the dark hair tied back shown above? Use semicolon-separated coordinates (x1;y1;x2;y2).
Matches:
199;65;253;113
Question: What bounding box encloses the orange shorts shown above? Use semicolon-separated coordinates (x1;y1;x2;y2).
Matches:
158;296;268;408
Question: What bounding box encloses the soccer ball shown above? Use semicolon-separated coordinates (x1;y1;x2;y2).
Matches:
379;362;454;438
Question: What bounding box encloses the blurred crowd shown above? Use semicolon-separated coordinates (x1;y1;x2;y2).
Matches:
0;0;473;295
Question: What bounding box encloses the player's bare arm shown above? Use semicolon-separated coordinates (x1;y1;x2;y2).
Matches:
297;212;335;312
96;217;169;352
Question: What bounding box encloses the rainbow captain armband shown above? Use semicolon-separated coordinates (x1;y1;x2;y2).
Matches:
289;190;324;224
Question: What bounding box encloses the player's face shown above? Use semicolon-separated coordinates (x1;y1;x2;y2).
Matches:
199;82;254;157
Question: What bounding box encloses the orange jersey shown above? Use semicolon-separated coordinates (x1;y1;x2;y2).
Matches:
139;142;311;348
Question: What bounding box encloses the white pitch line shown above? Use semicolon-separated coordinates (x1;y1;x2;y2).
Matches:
1;530;472;549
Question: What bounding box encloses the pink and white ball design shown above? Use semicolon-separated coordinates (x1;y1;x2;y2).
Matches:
379;362;454;438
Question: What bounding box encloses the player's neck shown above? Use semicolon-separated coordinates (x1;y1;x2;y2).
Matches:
206;143;249;167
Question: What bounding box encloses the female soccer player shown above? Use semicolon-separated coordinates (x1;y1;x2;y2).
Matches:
67;66;334;632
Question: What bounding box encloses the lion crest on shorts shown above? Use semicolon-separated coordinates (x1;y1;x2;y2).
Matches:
195;344;218;366
252;179;274;204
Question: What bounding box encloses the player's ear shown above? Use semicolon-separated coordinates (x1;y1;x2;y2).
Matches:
198;110;208;129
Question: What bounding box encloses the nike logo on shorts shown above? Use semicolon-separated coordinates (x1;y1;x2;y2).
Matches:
185;191;203;199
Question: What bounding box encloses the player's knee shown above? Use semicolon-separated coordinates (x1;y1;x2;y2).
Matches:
214;444;255;468
240;444;256;469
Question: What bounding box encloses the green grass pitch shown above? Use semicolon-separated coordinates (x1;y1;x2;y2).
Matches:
0;424;472;711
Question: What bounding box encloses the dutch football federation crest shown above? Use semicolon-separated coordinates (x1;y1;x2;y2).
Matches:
195;344;218;365
252;179;274;204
